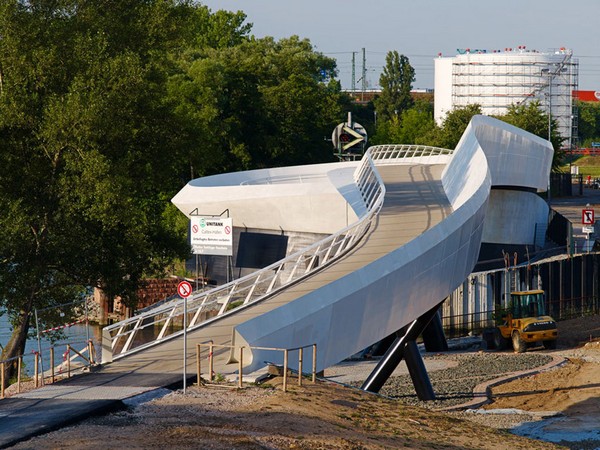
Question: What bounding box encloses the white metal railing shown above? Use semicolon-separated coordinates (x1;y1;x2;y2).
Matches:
368;144;454;163
101;145;452;364
240;173;327;185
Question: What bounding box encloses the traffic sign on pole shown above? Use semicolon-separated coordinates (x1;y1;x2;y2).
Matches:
177;280;192;298
582;209;595;225
177;280;192;393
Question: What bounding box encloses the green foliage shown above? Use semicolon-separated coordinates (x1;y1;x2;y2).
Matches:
561;156;600;178
577;101;600;147
371;99;434;145
374;51;415;122
167;35;342;174
226;300;244;311
0;1;200;365
422;104;483;149
0;0;351;371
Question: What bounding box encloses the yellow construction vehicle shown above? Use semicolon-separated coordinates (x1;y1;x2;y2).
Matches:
492;290;558;353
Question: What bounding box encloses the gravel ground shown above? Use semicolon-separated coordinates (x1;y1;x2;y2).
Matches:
349;351;553;409
343;351;559;436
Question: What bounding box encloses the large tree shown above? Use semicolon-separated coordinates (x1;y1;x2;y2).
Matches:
0;0;210;386
167;35;343;175
0;1;349;387
421;104;483;150
372;99;435;145
374;51;415;122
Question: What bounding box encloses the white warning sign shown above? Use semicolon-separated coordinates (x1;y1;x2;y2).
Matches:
190;217;233;256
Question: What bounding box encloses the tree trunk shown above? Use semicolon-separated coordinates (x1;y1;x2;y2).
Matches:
1;306;32;390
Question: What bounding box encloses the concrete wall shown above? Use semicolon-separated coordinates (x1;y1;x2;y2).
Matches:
171;161;364;234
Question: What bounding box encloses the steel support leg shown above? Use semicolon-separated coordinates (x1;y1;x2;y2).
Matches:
404;340;435;401
422;308;448;352
360;303;441;399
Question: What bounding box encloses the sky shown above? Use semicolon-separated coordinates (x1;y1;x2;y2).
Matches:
200;0;600;91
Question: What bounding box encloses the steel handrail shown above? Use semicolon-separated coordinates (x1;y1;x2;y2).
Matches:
101;145;452;363
240;173;327;185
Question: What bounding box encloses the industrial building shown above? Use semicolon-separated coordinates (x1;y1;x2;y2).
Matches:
434;47;579;147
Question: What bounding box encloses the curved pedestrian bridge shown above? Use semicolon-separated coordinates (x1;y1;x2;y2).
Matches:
0;116;553;448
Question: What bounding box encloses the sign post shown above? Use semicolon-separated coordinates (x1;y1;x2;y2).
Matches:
582;208;596;253
177;280;193;393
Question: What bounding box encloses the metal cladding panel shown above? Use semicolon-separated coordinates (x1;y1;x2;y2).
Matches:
482;190;549;245
235;197;488;372
171;161;363;234
458;115;553;192
235;150;491;371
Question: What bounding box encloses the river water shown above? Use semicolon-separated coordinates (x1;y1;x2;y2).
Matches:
0;310;102;376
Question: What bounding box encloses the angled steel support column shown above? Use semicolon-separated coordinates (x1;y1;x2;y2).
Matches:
422;309;448;352
404;340;435;400
360;303;441;400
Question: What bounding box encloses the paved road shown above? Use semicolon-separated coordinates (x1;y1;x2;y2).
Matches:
550;184;600;251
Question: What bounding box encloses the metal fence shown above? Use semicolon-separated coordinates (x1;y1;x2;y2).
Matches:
442;252;600;337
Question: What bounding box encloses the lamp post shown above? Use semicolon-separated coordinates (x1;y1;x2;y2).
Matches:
541;67;553;202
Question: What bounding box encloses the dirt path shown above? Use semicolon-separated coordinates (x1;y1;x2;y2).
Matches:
7;315;600;449
488;348;600;413
478;317;600;449
9;380;561;450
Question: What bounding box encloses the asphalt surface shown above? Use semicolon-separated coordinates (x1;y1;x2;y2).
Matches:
0;369;184;448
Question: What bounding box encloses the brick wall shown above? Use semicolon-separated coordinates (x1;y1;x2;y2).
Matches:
136;278;182;309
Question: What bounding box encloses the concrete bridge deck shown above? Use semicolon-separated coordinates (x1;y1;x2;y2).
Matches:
0;163;451;448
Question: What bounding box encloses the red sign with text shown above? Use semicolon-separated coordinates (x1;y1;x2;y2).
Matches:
582;209;595;225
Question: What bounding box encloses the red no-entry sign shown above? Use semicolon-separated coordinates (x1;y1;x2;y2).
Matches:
177;280;192;298
582;209;595;225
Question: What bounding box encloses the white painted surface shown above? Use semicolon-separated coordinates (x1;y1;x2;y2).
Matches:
233;115;552;371
434;57;453;125
433;50;576;141
482;190;549;245
171;161;362;234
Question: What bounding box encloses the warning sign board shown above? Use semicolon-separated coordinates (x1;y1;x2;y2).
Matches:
190;217;233;256
582;209;595;225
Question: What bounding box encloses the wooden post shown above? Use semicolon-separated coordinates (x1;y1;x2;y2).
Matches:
17;356;22;394
208;342;214;382
298;347;303;387
196;344;201;386
88;340;94;365
1;362;4;399
67;345;71;378
50;347;55;384
312;344;317;383
238;347;243;389
34;352;39;388
283;349;288;392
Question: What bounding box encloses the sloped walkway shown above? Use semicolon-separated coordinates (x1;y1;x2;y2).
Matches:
0;163;452;447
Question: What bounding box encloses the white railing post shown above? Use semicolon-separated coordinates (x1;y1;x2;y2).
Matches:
157;306;179;340
121;317;143;354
